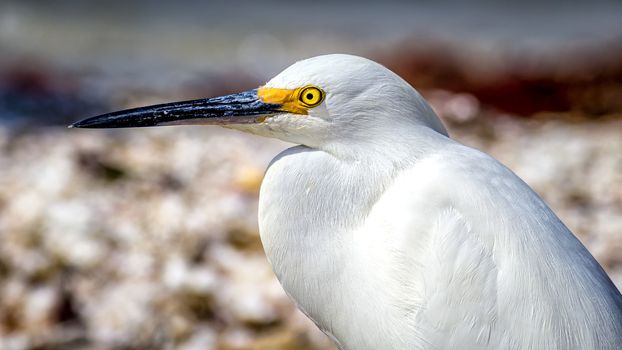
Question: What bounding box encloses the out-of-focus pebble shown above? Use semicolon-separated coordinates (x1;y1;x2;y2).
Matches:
233;165;265;194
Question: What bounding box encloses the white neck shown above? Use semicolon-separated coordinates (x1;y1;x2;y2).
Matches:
258;127;451;348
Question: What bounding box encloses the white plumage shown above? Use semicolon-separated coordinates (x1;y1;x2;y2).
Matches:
72;53;622;349
253;55;622;349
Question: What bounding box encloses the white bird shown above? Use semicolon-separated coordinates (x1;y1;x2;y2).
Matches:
72;54;622;350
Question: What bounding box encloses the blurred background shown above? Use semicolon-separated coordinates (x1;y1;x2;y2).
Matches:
1;0;621;349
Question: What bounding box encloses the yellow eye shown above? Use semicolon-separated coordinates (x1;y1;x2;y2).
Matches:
298;85;325;107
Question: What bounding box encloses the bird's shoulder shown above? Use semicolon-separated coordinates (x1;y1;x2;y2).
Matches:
360;145;506;348
380;143;525;209
363;143;622;349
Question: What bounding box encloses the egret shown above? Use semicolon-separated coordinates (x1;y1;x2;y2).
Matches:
72;54;622;349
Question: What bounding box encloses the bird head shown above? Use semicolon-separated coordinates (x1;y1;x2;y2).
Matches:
71;54;447;150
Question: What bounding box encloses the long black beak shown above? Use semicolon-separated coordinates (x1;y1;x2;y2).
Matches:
70;89;280;129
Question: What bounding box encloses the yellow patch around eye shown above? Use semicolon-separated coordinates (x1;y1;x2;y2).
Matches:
257;85;325;115
257;87;307;115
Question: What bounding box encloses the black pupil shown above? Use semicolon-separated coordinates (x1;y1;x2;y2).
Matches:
306;93;314;100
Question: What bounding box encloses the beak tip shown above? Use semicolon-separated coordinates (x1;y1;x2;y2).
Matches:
68;121;86;129
69;117;108;129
